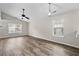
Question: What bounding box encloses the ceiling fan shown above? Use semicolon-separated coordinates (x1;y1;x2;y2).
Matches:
48;3;57;16
21;9;30;20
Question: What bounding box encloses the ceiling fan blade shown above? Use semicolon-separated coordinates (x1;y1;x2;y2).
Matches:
25;16;29;19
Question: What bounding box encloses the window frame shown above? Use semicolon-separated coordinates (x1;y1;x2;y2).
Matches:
8;23;22;33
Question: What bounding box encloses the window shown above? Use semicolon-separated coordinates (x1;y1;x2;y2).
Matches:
8;23;22;33
53;24;64;37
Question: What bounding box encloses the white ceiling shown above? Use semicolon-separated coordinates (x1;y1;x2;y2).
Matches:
0;3;79;20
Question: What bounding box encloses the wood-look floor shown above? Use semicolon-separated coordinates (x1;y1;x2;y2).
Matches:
0;36;79;56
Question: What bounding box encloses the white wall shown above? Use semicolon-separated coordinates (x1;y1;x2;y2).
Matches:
29;3;52;40
0;12;28;38
29;9;79;48
29;15;52;40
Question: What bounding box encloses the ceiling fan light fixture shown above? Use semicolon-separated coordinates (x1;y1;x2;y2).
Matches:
48;12;51;16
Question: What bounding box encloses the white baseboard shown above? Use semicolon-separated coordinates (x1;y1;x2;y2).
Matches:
30;35;79;49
